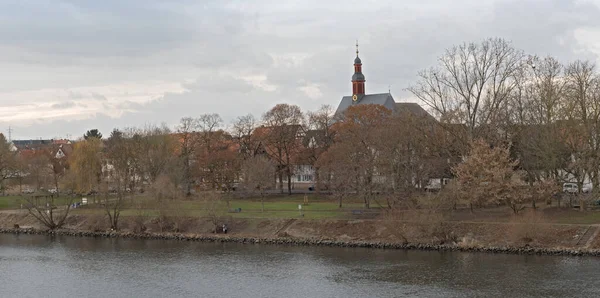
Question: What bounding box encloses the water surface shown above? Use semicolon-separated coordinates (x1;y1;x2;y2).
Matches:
0;234;598;297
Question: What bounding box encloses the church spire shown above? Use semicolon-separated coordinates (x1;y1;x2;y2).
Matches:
352;41;365;96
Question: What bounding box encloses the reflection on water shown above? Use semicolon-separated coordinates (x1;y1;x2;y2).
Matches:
0;234;599;298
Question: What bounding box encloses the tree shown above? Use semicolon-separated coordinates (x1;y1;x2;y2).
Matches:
22;191;74;230
561;61;600;196
232;114;260;159
321;104;392;208
202;191;228;233
135;124;175;186
195;113;227;190
377;111;444;207
316;144;356;208
408;38;526;143
47;145;69;196
241;156;275;212
176;117;200;196
84;129;103;140
261;104;305;195
306;105;335;193
69;137;103;196
102;129;134;230
452;139;521;213
0;133;16;193
24;150;52;191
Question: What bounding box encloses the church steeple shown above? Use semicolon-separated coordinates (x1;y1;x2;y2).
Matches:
352;40;365;96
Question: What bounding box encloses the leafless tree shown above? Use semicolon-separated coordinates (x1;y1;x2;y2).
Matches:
22;192;74;230
0;134;16;194
261;104;305;195
232;114;260;159
306;105;335;193
241;155;275;212
408;38;526;142
176;117;200;196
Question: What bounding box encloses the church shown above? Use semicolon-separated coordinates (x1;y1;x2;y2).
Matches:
334;43;432;119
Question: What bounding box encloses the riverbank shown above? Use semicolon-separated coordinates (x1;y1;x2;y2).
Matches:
1;212;599;257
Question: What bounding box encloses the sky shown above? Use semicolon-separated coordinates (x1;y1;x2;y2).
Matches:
3;0;600;139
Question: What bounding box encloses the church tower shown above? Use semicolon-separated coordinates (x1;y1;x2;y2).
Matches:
351;41;365;99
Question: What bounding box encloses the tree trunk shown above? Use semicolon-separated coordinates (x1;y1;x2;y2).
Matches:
54;174;60;197
287;167;292;195
314;167;321;194
278;170;284;194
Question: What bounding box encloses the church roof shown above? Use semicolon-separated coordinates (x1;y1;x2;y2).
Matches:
335;93;396;116
335;93;436;121
394;102;436;120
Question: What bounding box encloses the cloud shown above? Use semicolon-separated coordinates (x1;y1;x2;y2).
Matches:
2;0;600;139
51;101;77;109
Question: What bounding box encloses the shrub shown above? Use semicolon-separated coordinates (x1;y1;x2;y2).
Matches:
506;209;551;245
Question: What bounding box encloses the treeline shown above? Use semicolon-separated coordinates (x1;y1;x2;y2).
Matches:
1;37;599;229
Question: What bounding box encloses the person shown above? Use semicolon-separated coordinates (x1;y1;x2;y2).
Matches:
222;224;228;234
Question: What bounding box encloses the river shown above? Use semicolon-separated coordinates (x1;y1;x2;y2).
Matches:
0;234;598;298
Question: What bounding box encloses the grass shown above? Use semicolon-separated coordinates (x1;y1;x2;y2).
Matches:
66;194;379;220
14;192;600;224
0;196;22;209
0;195;82;210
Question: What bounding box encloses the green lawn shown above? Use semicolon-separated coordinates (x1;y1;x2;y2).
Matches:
0;196;22;209
68;194;379;220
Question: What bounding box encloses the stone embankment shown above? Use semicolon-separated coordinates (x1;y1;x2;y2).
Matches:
2;227;600;257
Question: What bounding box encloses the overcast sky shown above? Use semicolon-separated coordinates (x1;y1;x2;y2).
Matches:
2;0;600;139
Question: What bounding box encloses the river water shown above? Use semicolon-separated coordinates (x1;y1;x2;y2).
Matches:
0;234;599;298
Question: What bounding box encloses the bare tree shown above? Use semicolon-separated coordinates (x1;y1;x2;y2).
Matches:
202;191;227;233
102;129;136;230
261;104;305;195
176;117;200;196
561;61;600;195
232;114;260;159
137;124;175;185
306;105;335;193
22;191;74;230
321;104;392;208
241;155;275;212
0;133;16;194
408;38;526;142
316;145;356;208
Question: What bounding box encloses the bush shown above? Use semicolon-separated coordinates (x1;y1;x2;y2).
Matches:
506;209;551;245
381;207;457;245
86;214;107;232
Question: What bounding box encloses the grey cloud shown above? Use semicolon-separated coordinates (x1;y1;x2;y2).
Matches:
68;91;86;99
91;92;107;101
4;0;600;139
50;101;77;109
182;73;255;94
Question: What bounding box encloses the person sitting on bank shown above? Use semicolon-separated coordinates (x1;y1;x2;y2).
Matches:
222;224;228;234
